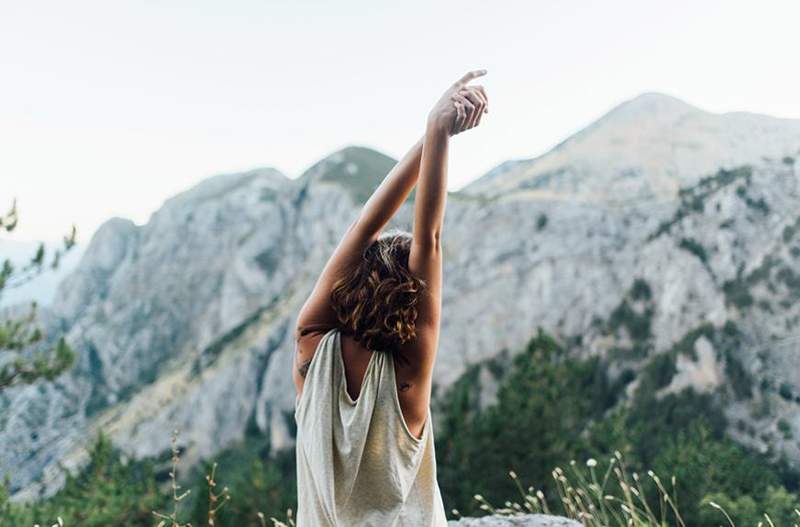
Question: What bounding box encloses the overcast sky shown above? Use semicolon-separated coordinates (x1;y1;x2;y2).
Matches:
2;0;799;242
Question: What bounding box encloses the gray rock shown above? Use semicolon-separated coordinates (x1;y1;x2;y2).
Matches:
449;514;582;526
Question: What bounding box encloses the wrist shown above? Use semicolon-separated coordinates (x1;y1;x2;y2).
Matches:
426;115;450;137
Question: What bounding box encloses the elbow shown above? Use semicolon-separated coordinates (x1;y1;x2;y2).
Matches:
432;229;442;251
415;230;443;253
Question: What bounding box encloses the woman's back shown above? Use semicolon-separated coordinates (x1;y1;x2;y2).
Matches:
292;69;488;525
294;328;448;526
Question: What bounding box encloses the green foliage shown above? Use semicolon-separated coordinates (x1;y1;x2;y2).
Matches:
722;255;781;309
0;199;78;392
776;266;800;296
670;323;714;359
678;237;708;264
608;299;653;342
782;216;800;242
0;434;161;527
0;334;74;389
701;485;800;527
737;186;770;214
778;419;793;439
185;435;296;526
1;431;296;527
638;351;677;392
723;279;755;309
651;166;752;240
436;329;625;515
630;279;652;301
603;279;657;353
436;328;798;526
724;348;753;400
315;146;398;204
649;420;780;524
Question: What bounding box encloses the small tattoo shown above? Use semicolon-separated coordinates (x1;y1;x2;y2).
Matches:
399;382;411;392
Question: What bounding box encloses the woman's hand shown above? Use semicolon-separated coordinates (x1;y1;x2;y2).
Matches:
427;69;489;136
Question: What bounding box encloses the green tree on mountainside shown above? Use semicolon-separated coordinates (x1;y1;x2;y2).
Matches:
436;329;625;513
0;198;77;390
435;329;800;525
0;434;160;527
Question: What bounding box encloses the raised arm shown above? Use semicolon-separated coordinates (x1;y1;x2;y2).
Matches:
293;136;426;386
401;70;489;415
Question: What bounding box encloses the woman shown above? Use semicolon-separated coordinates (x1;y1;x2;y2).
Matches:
292;69;489;526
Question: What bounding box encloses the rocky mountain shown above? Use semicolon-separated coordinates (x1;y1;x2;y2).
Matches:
465;92;800;204
2;93;799;500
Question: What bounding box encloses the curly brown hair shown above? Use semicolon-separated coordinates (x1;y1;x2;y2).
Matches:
330;229;427;357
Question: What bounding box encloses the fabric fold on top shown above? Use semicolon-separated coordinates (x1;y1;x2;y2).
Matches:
295;327;448;526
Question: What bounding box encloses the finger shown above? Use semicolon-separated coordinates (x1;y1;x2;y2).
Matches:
453;91;477;131
469;86;488;125
450;92;475;121
459;88;484;128
466;88;486;126
453;102;466;134
473;85;489;113
453;100;469;135
469;106;480;130
453;93;475;131
459;93;478;129
453;68;487;88
474;98;485;127
464;85;486;101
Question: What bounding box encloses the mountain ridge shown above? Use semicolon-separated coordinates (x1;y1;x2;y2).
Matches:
464;92;800;203
2;93;799;501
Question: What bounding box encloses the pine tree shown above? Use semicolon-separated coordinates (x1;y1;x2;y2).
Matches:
0;198;77;390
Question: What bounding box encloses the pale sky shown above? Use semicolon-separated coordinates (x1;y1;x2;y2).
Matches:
2;0;800;243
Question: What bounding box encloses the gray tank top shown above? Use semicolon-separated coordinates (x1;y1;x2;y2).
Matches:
294;327;448;526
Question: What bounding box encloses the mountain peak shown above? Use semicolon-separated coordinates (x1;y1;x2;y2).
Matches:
464;93;800;202
300;145;397;204
589;92;700;131
304;145;394;171
614;92;697;114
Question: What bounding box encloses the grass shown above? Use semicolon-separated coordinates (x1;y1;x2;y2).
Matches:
147;430;292;527
14;434;800;527
458;451;800;527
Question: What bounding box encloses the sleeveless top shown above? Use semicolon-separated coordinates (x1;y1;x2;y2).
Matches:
294;327;448;526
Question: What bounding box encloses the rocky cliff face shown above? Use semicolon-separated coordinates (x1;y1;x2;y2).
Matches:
449;514;581;526
2;94;799;500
